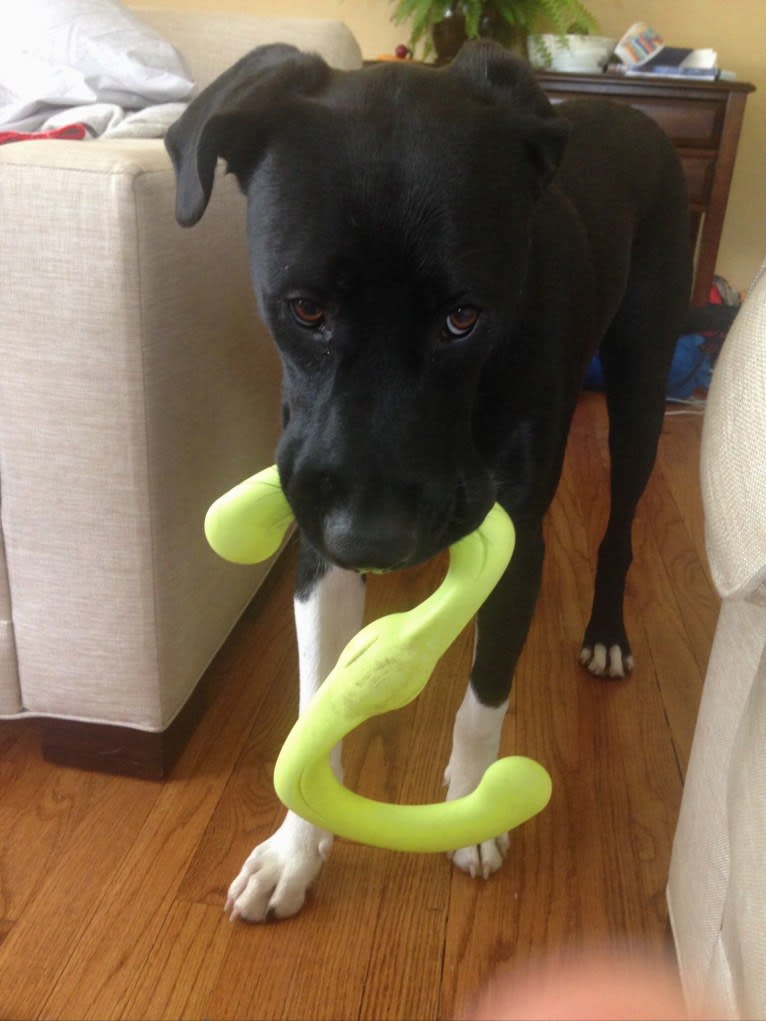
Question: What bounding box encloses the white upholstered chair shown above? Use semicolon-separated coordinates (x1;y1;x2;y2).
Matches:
667;259;766;1018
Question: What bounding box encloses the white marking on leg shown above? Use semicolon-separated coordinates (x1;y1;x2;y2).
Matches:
227;566;365;922
444;682;510;880
444;685;507;797
294;567;366;725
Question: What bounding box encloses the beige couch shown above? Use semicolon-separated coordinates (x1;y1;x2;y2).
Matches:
667;260;766;1018
0;10;362;776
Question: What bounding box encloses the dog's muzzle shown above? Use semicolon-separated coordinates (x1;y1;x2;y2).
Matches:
321;504;420;572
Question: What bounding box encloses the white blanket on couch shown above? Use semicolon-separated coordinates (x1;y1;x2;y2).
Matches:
0;0;194;137
6;100;188;139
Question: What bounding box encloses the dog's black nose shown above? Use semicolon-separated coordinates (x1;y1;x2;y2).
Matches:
321;506;419;571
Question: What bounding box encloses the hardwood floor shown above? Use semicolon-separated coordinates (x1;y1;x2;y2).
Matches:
0;393;717;1021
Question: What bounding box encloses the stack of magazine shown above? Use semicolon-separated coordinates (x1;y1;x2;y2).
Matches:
614;22;733;80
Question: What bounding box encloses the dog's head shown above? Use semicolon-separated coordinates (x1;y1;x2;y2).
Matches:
167;42;567;570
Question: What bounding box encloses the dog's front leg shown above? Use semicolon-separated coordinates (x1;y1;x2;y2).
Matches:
445;522;544;878
226;547;365;922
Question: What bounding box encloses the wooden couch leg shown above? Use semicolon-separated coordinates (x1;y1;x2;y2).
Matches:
39;681;209;780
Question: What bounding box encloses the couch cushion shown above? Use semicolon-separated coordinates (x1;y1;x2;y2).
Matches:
134;8;363;92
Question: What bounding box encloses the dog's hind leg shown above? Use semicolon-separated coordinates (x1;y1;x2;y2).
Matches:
581;235;691;678
226;546;365;922
445;522;545;877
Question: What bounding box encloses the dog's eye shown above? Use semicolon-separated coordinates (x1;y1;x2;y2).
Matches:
444;305;480;340
289;298;326;328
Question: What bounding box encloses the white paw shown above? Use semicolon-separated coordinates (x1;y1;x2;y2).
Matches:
226;813;332;923
443;687;510;880
579;642;634;678
449;833;510;879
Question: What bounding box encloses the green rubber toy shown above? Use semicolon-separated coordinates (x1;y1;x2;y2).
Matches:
205;464;552;853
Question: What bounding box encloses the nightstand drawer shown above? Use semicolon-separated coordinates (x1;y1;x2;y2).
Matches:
625;96;724;149
549;90;724;148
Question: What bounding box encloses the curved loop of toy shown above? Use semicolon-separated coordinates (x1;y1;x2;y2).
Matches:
205;465;552;853
205;464;293;565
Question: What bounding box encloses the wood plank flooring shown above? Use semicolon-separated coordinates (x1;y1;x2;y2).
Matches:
0;393;717;1020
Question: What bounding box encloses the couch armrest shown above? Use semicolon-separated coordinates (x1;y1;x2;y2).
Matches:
0;137;282;730
701;259;766;604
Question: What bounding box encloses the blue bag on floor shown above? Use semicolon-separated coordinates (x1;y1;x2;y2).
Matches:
584;333;714;399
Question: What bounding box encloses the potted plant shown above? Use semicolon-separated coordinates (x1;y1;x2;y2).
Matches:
390;0;598;62
528;16;616;72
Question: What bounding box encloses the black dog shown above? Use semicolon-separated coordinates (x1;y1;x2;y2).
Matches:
167;41;691;921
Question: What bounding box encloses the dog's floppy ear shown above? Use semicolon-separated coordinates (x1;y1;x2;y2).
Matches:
447;40;570;192
448;40;555;117
165;44;331;227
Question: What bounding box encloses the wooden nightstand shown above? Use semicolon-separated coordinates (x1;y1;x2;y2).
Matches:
537;71;756;305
